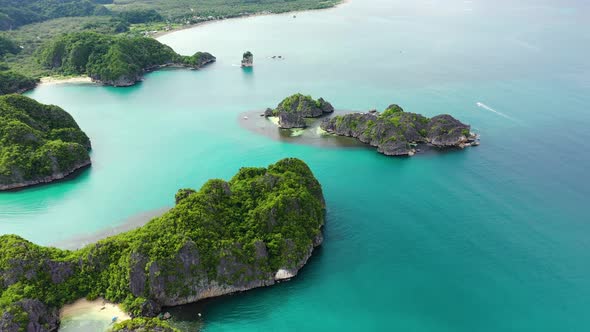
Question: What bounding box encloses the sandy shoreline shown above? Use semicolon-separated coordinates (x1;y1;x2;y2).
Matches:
154;0;350;39
39;76;94;86
60;298;130;322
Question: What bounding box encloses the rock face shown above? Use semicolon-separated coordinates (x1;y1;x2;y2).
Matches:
267;93;334;129
94;75;141;87
0;299;59;332
241;51;253;67
278;111;306;129
0;94;92;190
320;104;478;156
0;158;325;329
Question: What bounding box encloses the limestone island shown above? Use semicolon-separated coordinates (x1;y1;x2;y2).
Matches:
264;93;334;128
0;158;325;331
261;94;479;156
0;94;91;191
37;32;216;87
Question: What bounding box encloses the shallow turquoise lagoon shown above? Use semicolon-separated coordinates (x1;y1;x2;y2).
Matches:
2;0;590;330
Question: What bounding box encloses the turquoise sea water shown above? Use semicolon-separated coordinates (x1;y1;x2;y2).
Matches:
2;0;590;330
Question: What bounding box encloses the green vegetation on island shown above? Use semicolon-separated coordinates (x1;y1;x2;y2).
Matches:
1;16;131;75
0;158;325;330
36;31;215;86
321;104;479;156
0;70;37;95
264;93;334;128
112;317;179;332
0;94;91;190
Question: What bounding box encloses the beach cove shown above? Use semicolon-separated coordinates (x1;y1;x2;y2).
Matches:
1;0;589;331
59;299;130;332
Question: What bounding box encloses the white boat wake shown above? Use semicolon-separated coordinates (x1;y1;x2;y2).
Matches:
476;102;515;120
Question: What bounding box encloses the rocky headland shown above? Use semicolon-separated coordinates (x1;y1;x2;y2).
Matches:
321;104;479;156
0;158;325;331
264;93;334;128
36;32;216;87
0;94;92;191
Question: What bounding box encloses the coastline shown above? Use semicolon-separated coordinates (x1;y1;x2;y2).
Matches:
154;0;350;39
39;76;94;86
0;160;91;191
27;1;352;90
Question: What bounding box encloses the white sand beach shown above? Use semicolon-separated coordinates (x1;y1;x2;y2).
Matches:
39;76;94;85
59;298;130;332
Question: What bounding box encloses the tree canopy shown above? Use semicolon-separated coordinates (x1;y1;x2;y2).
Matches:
0;94;91;189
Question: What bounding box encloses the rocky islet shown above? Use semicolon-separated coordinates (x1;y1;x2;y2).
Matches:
321;104;479;156
264;93;334;129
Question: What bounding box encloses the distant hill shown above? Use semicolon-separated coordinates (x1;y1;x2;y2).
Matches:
0;0;110;30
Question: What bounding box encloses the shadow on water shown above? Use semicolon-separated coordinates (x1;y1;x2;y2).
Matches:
165;245;325;330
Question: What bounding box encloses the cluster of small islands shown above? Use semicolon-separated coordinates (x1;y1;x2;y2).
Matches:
0;91;480;332
256;93;479;156
1;3;480;332
0;88;479;332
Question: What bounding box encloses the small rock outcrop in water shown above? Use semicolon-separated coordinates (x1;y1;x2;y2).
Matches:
241;51;253;67
266;93;334;128
0;94;91;190
321;104;478;156
0;158;325;330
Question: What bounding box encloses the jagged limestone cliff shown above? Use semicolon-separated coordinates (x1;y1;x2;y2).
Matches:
265;93;334;128
320;104;478;156
0;158;325;330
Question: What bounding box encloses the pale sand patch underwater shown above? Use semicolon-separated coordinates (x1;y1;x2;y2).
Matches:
53;207;170;250
238;110;366;149
59;298;130;332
